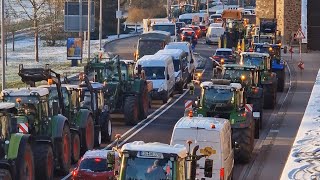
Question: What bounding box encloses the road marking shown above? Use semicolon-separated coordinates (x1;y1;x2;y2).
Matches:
269;129;280;133
118;89;189;146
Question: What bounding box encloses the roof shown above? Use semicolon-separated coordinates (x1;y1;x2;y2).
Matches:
0;102;15;110
174;117;229;131
216;48;232;51
200;81;242;90
156;49;185;59
83;149;113;159
38;84;79;90
142;30;171;36
121;141;188;158
240;52;270;57
2;87;49;97
223;63;257;70
138;54;172;67
152;22;175;26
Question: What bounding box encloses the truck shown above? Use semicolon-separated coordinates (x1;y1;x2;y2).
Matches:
134;31;171;61
143;18;176;42
84;56;152;125
193;79;256;163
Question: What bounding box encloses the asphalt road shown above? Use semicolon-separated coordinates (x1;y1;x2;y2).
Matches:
59;36;320;180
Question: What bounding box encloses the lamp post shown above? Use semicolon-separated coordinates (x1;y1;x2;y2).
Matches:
1;0;5;90
99;0;102;50
87;0;91;60
117;0;120;38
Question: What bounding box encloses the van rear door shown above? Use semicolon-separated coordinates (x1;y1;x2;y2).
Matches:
171;128;222;179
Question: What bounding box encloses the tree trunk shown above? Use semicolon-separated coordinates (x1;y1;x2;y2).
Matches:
34;19;39;62
12;31;14;51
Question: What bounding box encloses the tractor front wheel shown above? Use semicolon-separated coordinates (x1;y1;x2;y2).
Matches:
57;124;71;173
16;142;34;180
34;144;54;180
94;127;102;147
0;169;12;180
124;96;139;125
81;116;94;152
71;132;80;163
233;122;255;164
101;118;112;143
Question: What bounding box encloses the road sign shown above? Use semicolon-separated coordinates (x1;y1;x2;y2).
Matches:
116;10;122;19
294;28;305;39
200;147;216;156
245;104;253;112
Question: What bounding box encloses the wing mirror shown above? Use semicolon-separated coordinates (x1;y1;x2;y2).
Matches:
204;159;213;178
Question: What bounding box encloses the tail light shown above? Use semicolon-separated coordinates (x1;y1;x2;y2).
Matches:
195;35;198;39
220;168;224;180
72;169;78;177
241;112;246;117
212;56;219;59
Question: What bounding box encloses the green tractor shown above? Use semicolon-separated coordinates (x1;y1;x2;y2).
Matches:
193;79;256;163
0;102;35;180
239;52;278;109
84;56;152;125
1;87;70;178
217;64;263;133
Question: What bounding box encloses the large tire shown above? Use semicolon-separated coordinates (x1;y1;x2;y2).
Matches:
254;119;260;139
0;169;12;180
124;96;139;125
57;124;71;173
34;144;54;180
71;132;80;163
16;142;34;180
101;115;112;143
263;86;276;109
94;126;101;147
276;69;285;92
81;115;94;152
233;123;254;164
139;84;149;120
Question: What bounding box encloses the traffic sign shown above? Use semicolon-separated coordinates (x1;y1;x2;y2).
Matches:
200;147;216;156
294;28;305;39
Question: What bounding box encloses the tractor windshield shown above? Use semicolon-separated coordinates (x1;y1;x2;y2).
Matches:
255;46;280;59
223;69;253;85
4;96;39;106
143;67;166;80
241;56;264;69
203;87;233;108
122;155;174;180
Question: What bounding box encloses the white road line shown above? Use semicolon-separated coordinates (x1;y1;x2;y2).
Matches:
118;89;189;146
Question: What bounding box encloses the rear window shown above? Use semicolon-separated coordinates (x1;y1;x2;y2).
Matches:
215;51;232;56
79;158;111;172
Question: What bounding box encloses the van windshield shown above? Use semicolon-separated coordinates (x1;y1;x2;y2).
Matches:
143;67;166;80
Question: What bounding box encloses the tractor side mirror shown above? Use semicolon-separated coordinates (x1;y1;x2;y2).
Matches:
283;46;287;54
204;159;213;178
52;101;59;116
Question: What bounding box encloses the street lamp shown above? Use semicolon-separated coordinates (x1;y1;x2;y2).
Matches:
1;0;5;90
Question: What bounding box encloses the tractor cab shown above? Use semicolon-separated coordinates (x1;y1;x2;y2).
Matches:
196;80;248;123
240;52;271;71
117;141;207;180
221;64;258;88
1;88;56;136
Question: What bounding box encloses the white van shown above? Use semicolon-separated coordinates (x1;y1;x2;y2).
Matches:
206;26;225;44
165;42;197;80
171;116;234;180
135;54;175;104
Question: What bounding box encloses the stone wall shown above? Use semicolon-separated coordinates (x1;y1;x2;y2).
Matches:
256;0;301;44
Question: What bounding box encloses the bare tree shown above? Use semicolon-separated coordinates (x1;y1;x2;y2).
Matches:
11;0;49;62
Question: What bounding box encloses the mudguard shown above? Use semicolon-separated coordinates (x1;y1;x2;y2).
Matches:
230;111;253;129
51;114;69;138
75;109;92;129
7;133;31;160
272;59;285;70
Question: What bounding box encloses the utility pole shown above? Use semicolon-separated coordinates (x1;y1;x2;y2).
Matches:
274;0;277;19
87;0;91;60
1;0;5;90
206;0;209;14
99;0;102;50
79;0;82;64
117;0;120;38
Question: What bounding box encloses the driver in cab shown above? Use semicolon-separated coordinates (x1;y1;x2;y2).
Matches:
145;160;166;180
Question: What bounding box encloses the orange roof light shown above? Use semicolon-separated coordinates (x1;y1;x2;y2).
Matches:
48;78;53;85
210;124;216;129
16;98;22;103
221;58;225;64
269;47;273;51
188;110;193;117
241;75;246;81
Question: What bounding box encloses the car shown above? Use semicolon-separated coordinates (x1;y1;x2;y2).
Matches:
211;48;236;67
176;22;186;34
71;149;120;180
180;30;198;43
206;26;225;44
188;25;202;38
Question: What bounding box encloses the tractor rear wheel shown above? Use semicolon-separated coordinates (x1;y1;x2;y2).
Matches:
81;116;94;152
139;84;149;120
101;117;112;143
71;132;80;163
233;122;254;164
263;86;276;109
16;142;34;180
0;169;12;180
57;124;71;173
34;144;54;180
124;96;139;125
277;70;285;92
